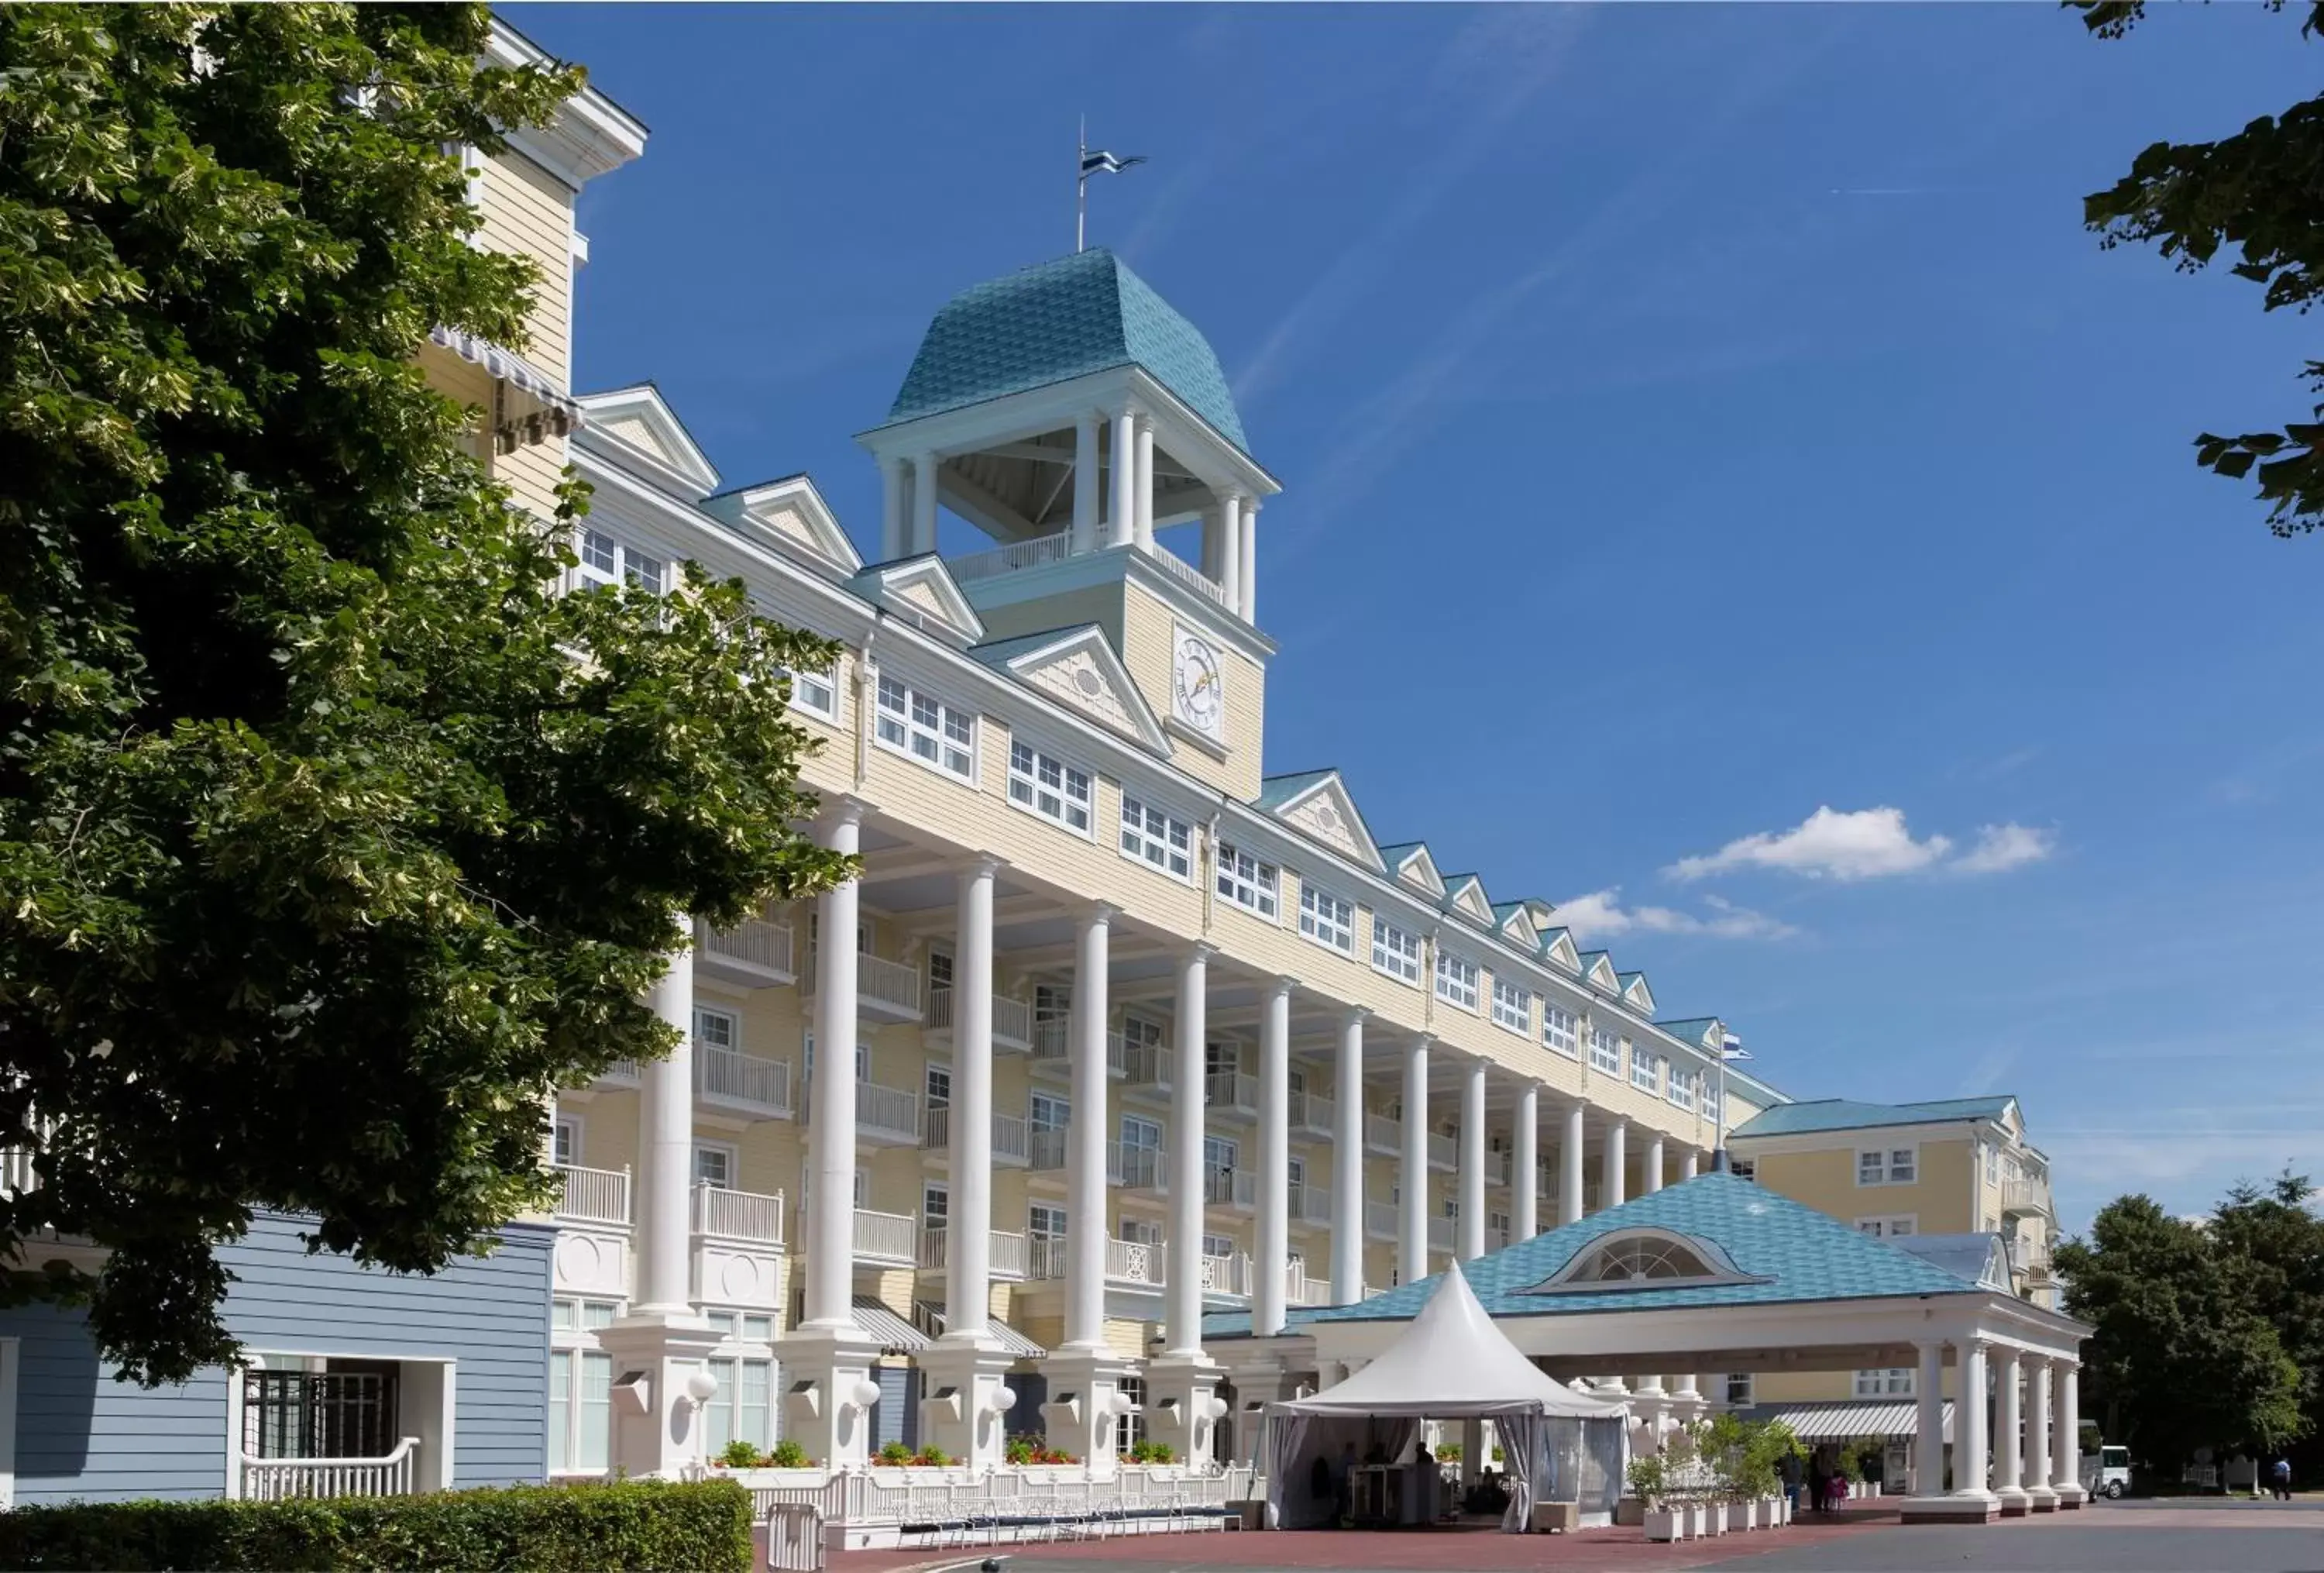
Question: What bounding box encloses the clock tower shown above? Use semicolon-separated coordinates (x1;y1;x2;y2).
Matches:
858;249;1280;800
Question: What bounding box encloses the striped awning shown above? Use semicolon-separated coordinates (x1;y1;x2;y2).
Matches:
849;1296;930;1354
910;1303;1048;1360
1752;1400;1951;1443
426;324;583;450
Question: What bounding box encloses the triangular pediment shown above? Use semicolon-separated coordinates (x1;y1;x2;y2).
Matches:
576;384;721;497
1261;772;1383;870
1382;843;1444;897
1655;1017;1725;1055
1541;928;1581;973
977;625;1171;755
1494;901;1539;952
1580;952;1620;993
1620;971;1656;1016
702;474;861;580
853;556;985;648
1442;874;1494;928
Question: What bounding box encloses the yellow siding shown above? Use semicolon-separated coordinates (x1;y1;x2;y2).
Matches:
1118;582;1262;801
477;150;573;382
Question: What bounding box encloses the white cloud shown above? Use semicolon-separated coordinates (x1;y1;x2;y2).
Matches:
1952;822;2055;875
1553;888;1797;944
1663;805;2054;883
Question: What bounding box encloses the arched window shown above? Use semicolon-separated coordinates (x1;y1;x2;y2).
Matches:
1525;1228;1767;1296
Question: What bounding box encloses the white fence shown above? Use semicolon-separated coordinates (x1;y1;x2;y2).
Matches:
853;1207;917;1264
949;528;1074;583
241;1437;420;1501
761;1502;825;1570
554;1163;631;1224
693;1182;783;1243
744;1464;1256;1543
696;1045;794;1118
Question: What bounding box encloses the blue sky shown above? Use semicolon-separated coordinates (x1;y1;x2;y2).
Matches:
515;2;2324;1232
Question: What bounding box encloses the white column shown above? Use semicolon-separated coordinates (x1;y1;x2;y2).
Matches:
944;859;998;1341
1109;410;1136;546
1062;905;1114;1351
1602;1120;1627;1210
1681;1148;1700;1181
1254;977;1294;1337
1239;498;1260;621
1957;1337;1992;1506
879;456;908;562
1457;1059;1487;1261
1071;411;1102;555
803;807;863;1330
1913;1340;1946;1495
633;932;696;1315
1164;944;1211;1356
1513;1083;1539;1240
1560;1103;1585;1226
1644;1134;1666;1195
1995;1346;2027;1513
2025;1355;2055;1507
1330;1009;1367;1304
2054;1363;2084;1506
1133;415;1155;551
911;451;939;556
1219;494;1245;611
1398;1037;1429;1285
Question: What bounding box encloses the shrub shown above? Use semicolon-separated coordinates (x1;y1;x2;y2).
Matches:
717;1439;765;1469
0;1478;751;1571
1435;1442;1461;1461
1124;1440;1177;1465
768;1439;811;1468
911;1446;951;1467
876;1440;914;1466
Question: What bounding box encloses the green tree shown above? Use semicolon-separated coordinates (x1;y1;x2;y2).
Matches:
2055;1194;2309;1468
2075;1;2324;536
0;3;849;1383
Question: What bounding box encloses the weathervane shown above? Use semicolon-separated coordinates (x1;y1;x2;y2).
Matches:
1077;115;1146;253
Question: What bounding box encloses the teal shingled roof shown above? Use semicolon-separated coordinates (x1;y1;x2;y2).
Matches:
1202;1173;1982;1340
885;249;1250;453
1731;1096;2016;1139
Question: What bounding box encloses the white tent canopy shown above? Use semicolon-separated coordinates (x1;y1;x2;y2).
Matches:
1278;1269;1627;1420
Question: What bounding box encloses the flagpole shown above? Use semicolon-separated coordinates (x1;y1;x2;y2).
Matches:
1076;115;1087;253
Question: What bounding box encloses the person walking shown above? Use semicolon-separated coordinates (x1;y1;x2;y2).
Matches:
2271;1455;2293;1502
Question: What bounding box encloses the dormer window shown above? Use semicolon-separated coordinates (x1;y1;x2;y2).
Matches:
1524;1227;1767;1295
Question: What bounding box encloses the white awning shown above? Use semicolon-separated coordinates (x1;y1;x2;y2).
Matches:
427;324;583;451
1753;1399;1952;1443
849;1297;930;1354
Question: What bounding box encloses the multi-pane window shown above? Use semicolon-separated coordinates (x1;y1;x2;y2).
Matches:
1858;1147;1919;1186
701;1357;774;1458
548;1349;614;1473
1631;1049;1662;1094
552;1116;580;1168
1854;1367;1916;1398
1855;1215;1917;1238
1542;1004;1578;1056
875;673;975;780
924;1062;951;1110
576;528;665;594
1372;918;1422;984
1298;883;1354;955
693;1143;736;1189
1724;1373;1755;1408
1491;979;1531;1034
1007;741;1092;835
1433;952;1479;1011
693;1005;737;1055
1668;1066;1697;1110
1589;1026;1622;1076
1119;796;1193;882
1116;1374;1147;1453
1215;842;1279;920
785;665;838;719
1701;1080;1722;1128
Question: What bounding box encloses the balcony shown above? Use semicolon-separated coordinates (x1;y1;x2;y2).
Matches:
948;527;1076;584
1200;1252;1252;1297
1364;1200;1398;1241
585;1059;640;1093
854;1079;921;1148
1428;1132;1456;1173
920;1106;1030;1168
1205;1072;1259;1122
852;1207;918;1268
800;949;923;1024
1363;1113;1400;1158
1203;1165;1257;1213
1029;1126;1067;1171
925;988;1035;1054
1029;1234;1068;1280
1105;1235;1165;1289
692;1182;784;1244
1291;1181;1332;1227
915;1226;1030;1282
553;1163;631;1226
2001;1176;2054;1219
695;1045;795;1122
1428;1216;1455;1254
1030;1021;1129;1079
1109;1141;1167;1193
1118;1039;1172;1093
1286;1266;1334;1308
1291;1091;1336;1140
1484;1151;1513;1187
693;917;796;989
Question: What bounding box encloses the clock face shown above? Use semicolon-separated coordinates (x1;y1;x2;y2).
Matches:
1172;628;1225;740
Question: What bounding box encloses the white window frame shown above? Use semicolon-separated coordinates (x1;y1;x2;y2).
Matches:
1858;1145;1920;1186
1542;1003;1578;1058
1854;1367;1916;1399
1667;1066;1697;1111
1372;917;1422;985
784;663;838;721
576;528;665;595
1298;882;1354;956
693;1004;739;1055
1490;979;1531;1035
1589;1026;1622;1076
1435;951;1480;1012
1630;1048;1661;1094
1007;738;1094;837
1724;1372;1754;1409
552;1113;582;1169
1855;1214;1917;1238
874;671;977;782
1119;795;1194;883
693;1141;738;1190
548;1346;614;1475
1215;841;1279;921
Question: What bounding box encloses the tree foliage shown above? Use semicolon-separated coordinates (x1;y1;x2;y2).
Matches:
0;3;850;1382
2075;0;2324;536
2054;1179;2318;1470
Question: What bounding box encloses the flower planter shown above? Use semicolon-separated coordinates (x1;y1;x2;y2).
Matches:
1644;1508;1679;1543
1727;1501;1751;1532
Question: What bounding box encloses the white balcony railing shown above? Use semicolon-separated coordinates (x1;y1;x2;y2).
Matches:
1029;1126;1067;1170
1365;1199;1398;1239
2001;1177;2054;1217
1141;538;1232;609
693;1182;783;1244
1118;1039;1171;1089
857;1079;920;1144
853;1207;917;1265
695;917;795;984
1201;1252;1251;1296
948;527;1074;584
1484;1151;1513;1187
1029;1234;1067;1279
1030;1019;1067;1063
992;1229;1028;1280
1364;1113;1400;1153
923;990;1033;1050
554;1163;631;1225
801;950;922;1019
1428;1216;1455;1252
1109;1141;1166;1190
1205;1071;1259;1114
1428;1132;1456;1171
1106;1235;1164;1286
920;1107;1031;1166
1291;1182;1332;1226
1291;1091;1336;1136
1203;1166;1256;1210
241;1437;420;1502
696;1045;795;1120
916;1227;1031;1281
591;1058;641;1091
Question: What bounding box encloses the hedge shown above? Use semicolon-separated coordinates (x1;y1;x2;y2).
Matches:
0;1477;753;1571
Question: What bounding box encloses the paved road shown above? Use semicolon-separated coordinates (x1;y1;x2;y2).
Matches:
1702;1500;2324;1572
